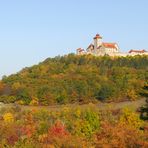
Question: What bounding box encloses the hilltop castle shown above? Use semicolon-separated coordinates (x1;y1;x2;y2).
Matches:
76;34;148;56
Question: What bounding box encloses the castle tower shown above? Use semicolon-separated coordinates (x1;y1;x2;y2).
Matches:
93;34;102;51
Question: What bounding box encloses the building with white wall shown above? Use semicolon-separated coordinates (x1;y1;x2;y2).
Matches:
76;34;148;56
128;49;148;56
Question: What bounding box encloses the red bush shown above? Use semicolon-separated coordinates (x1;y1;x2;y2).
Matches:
49;121;69;138
7;134;18;146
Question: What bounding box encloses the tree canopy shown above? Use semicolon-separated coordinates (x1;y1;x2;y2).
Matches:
0;54;148;105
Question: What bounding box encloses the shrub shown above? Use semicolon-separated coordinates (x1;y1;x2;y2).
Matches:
7;134;18;146
37;121;49;135
29;99;39;106
49;120;69;138
119;107;143;129
3;112;14;123
74;108;100;138
16;100;26;105
126;89;138;101
33;109;50;121
95;121;148;148
56;91;68;104
0;95;17;103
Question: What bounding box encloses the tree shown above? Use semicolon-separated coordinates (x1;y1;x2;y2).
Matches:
139;84;148;120
0;55;147;105
56;90;68;104
37;86;53;105
96;83;115;101
17;89;31;105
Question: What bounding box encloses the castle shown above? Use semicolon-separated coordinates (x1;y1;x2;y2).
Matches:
76;34;148;56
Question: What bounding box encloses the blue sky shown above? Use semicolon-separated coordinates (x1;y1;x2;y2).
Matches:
0;0;148;78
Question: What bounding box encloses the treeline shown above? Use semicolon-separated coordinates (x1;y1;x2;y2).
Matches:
0;54;148;105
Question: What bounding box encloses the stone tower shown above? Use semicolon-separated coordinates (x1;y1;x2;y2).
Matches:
93;34;102;51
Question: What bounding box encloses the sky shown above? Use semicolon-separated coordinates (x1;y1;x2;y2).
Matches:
0;0;148;78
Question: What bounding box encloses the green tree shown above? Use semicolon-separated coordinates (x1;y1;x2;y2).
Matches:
17;89;31;105
96;83;115;101
56;90;68;104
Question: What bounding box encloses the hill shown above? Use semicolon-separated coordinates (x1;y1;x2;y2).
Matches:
0;54;148;105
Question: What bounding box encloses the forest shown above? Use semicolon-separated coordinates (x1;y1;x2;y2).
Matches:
0;54;148;147
0;54;148;105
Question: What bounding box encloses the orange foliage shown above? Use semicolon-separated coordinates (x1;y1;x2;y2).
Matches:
95;121;148;148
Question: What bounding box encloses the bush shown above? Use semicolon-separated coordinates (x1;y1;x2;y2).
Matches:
37;121;49;135
33;109;50;121
56;91;68;104
73;108;100;138
29;99;39;106
95;121;148;147
0;95;17;103
119;107;143;129
3;112;14;123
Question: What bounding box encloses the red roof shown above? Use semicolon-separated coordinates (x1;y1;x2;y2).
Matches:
102;42;117;49
93;34;102;39
129;49;147;53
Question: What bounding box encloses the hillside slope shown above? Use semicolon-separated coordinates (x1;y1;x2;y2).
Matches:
0;54;148;105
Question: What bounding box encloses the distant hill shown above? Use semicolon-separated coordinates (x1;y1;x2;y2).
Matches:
0;54;148;105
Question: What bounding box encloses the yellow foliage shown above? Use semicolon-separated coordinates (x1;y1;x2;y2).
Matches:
3;113;14;123
16;100;25;105
62;106;70;114
12;82;21;90
74;108;81;118
119;107;143;129
126;89;138;101
38;134;48;143
29;99;39;106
